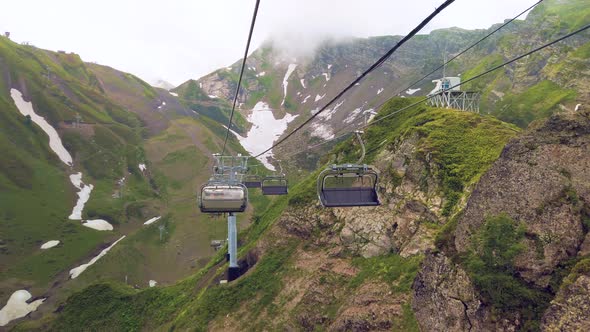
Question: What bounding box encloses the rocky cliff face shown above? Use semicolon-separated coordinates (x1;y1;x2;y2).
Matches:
413;253;485;332
414;108;590;331
455;110;590;286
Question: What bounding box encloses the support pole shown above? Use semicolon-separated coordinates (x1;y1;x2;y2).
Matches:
227;212;239;280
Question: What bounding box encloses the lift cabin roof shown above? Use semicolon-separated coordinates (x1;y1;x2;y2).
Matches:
199;183;248;213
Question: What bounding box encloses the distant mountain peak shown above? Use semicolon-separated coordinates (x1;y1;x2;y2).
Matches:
152;79;175;91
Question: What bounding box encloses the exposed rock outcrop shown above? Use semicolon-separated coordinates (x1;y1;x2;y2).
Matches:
413;253;485;332
542;272;590;331
414;110;590;331
329;282;408;331
454;111;590;286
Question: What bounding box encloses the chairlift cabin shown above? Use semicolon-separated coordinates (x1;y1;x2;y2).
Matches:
316;131;380;207
243;166;261;188
199;183;248;213
243;175;262;188
317;164;380;207
261;176;288;195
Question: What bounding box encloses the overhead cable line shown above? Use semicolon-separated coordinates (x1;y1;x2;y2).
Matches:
282;22;590;159
221;0;261;156
253;0;456;158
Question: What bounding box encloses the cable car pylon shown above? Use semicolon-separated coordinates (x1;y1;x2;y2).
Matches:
198;154;249;281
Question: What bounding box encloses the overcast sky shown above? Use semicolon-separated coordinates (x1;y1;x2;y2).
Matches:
0;0;536;86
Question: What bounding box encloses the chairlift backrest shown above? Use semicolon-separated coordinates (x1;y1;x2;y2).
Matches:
199;183;248;213
243;174;262;188
261;176;288;195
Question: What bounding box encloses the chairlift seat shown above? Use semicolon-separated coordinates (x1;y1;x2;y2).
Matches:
244;181;262;188
317;164;380;207
199;183;248;213
320;187;379;207
261;177;288;195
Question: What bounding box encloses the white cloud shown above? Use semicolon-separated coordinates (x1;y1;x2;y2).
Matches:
0;0;536;85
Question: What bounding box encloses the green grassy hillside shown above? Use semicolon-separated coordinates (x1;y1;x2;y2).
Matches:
40;98;519;330
0;36;155;301
0;35;271;326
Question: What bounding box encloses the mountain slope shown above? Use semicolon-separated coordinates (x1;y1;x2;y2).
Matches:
44;99;590;332
180;0;589;170
4;0;590;329
0;35;268;328
42;98;520;331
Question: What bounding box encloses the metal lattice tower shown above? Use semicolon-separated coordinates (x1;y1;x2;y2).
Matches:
429;90;481;113
428;77;480;113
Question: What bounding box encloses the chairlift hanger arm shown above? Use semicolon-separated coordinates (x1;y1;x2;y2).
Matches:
354;130;366;164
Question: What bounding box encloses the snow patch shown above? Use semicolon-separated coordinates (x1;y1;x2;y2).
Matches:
138;163;146;172
69;236;126;279
406;88;421;95
69;172;94;220
208;95;218;99
169;92;178;97
149;280;157;287
575;104;582;111
281;64;297;106
144;216;162;225
327;64;333;70
377;88;384;95
0;290;45;326
256;71;266;77
300;79;306;89
344;108;363;124
10;89;73;166
40;240;60;250
82;219;113;231
322;73;330;81
315;94;326;102
230;102;298;170
302;95;311;104
310;123;334;140
318;101;344;121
